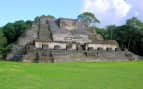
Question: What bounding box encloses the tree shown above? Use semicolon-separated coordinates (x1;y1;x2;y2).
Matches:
101;17;143;56
46;15;55;19
3;23;16;44
34;15;55;22
2;20;32;44
116;25;143;54
0;29;7;48
1;20;32;59
0;29;7;59
104;25;116;40
77;12;100;27
126;17;143;55
95;27;105;38
14;20;32;38
127;17;143;30
103;20;143;56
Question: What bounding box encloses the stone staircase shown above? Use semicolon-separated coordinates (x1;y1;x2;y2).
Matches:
39;23;51;41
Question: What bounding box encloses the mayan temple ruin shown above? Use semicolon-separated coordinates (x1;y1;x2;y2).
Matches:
6;16;138;63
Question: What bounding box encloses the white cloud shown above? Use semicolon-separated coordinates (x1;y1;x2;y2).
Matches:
113;0;131;17
83;0;111;14
82;0;132;27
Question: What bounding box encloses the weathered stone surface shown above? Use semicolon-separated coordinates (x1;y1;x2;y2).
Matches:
6;17;139;63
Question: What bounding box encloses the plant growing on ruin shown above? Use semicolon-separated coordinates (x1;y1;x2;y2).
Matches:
77;12;100;27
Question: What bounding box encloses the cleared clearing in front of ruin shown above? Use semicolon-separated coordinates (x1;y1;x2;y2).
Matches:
0;61;143;89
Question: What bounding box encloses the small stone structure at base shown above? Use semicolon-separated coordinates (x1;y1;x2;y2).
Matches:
6;16;139;63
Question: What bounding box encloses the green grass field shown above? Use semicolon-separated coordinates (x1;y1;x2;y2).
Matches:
0;61;143;89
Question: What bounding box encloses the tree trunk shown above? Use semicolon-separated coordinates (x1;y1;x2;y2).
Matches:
128;39;131;50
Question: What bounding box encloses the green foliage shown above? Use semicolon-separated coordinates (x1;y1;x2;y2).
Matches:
127;17;143;29
2;20;32;44
0;29;7;59
14;20;31;37
101;17;143;56
0;62;143;89
78;12;100;27
46;15;55;19
0;20;32;59
104;25;117;40
34;15;55;22
0;29;7;48
3;23;16;44
0;29;7;58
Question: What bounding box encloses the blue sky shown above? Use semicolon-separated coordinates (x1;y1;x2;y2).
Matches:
0;0;143;27
0;0;82;26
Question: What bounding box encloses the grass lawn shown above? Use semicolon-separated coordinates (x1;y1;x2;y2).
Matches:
0;61;143;89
